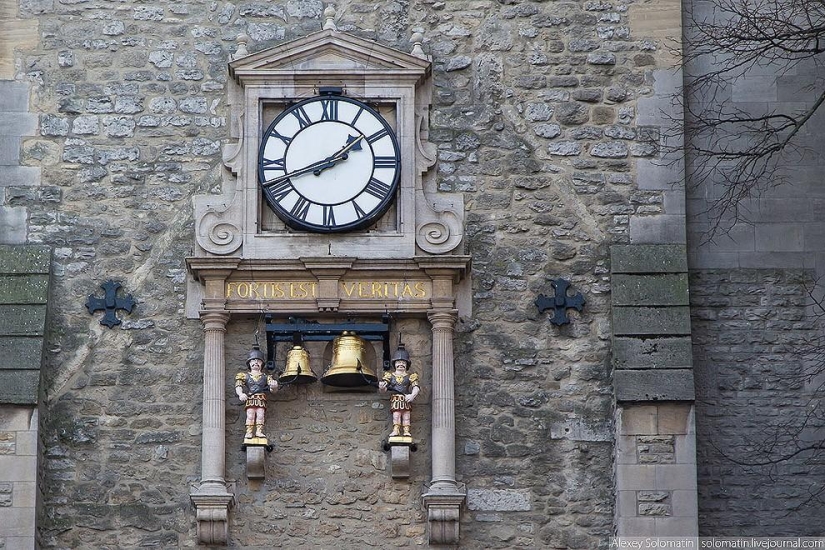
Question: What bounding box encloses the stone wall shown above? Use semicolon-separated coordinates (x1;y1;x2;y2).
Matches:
2;0;683;547
691;269;825;535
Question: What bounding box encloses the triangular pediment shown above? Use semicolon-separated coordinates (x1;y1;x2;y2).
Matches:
229;29;430;85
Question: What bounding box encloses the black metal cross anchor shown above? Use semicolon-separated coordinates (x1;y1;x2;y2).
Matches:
535;278;585;326
85;280;136;328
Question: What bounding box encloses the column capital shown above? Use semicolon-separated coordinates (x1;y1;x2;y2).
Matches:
427;309;458;329
200;309;230;331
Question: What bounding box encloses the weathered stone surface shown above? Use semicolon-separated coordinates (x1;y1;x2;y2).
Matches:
0;338;43;370
466;489;531;511
612;337;693;369
612;244;688;273
0;306;46;336
611;274;689;306
0;275;49;304
0;246;50;274
615;369;695;401
612;307;692;336
0;370;39;405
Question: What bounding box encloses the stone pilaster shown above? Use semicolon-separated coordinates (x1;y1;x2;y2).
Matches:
190;308;234;545
422;309;465;545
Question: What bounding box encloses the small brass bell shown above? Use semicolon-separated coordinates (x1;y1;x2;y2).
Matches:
321;331;377;387
279;345;317;385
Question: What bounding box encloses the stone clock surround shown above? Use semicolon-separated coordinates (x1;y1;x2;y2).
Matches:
187;23;470;545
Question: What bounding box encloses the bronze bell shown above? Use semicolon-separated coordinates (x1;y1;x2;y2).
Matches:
279;345;317;385
321;331;377;387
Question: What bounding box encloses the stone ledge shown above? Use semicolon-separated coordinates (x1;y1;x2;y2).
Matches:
611;244;687;274
0;337;44;370
612;306;691;336
0;246;51;274
0;371;40;405
615;370;695;402
0;306;47;336
0;275;50;304
612;274;689;306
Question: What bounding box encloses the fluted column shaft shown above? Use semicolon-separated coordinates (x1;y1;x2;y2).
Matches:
200;310;230;488
428;310;458;490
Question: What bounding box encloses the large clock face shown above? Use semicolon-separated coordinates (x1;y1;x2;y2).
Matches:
258;95;402;233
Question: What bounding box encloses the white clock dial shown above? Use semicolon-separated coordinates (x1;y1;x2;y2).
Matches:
258;95;401;233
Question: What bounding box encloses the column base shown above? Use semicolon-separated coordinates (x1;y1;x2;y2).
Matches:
422;486;465;545
190;485;234;545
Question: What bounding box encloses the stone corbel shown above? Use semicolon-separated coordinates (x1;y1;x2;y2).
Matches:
414;79;464;255
193;107;245;256
422;492;465;545
191;492;234;545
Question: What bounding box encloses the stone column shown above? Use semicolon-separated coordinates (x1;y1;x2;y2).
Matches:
422;309;465;545
190;307;234;545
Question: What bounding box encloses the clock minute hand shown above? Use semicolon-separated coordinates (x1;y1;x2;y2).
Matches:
261;135;365;187
261;157;333;188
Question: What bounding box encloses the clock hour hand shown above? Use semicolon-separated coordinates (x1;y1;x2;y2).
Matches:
312;134;364;176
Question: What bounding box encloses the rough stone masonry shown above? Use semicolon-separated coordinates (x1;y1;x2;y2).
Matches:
0;0;685;547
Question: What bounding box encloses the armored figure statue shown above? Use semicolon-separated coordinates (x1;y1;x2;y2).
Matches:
378;343;420;439
235;348;279;440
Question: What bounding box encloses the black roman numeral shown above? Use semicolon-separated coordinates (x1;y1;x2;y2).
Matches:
267;180;293;201
373;156;397;169
269;129;292;146
262;157;286;171
290;106;312;129
290;196;311;220
351;106;364;126
323;205;336;226
363;178;392;199
366;128;389;144
321;100;339;121
353;201;367;219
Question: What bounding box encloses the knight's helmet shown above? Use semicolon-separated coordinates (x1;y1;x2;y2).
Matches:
246;347;265;368
390;343;411;368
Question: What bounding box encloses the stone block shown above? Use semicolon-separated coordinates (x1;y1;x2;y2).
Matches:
614;369;695;401
654;464;697;491
670;489;698;518
613;337;693;369
0;83;30;112
0;337;44;369
656;403;693;435
629;214;687;244
0;166;41;187
4;536;38;550
0;306;47;336
13;482;37;508
0;407;36;431
616;464;656;491
0;114;38;137
0;507;36;537
15;431;37;456
612;307;691;336
0;246;51;274
466;489;531;511
755;223;804;252
617;517;656;536
619;405;658;435
652;516;698;537
617;490;636;518
0;275;50;304
0;455;37;482
636;158;682;191
0;136;20;165
0;371;40;405
0;207;27;245
675;433;697;465
611;245;687;273
611;274;689;306
616;435;637;464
